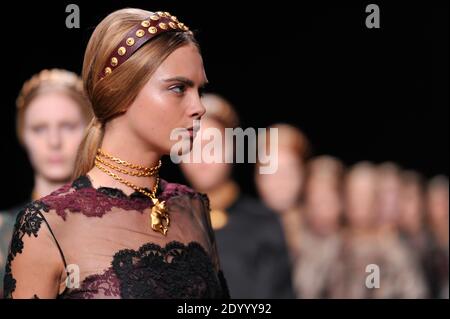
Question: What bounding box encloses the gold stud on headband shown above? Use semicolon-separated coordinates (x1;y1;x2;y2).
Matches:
158;22;168;30
118;47;127;56
99;11;192;80
136;29;145;37
126;37;135;46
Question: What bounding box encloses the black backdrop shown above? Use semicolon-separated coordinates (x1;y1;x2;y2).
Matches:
0;0;448;210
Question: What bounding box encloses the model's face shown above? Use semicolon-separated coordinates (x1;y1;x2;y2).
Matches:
399;183;423;232
427;187;449;224
375;173;401;225
23;92;86;182
126;44;207;155
344;173;376;229
180;118;232;192
305;178;342;236
255;148;304;213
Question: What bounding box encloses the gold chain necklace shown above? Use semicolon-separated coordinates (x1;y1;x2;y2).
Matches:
94;149;170;236
97;148;162;173
95;155;160;177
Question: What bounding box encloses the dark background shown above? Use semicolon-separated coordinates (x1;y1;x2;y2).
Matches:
0;1;448;210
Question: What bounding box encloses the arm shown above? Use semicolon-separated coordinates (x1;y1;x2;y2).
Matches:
3;201;64;299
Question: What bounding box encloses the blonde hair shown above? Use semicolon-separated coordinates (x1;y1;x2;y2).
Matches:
306;155;344;187
72;8;198;179
267;123;310;159
16;68;92;145
345;161;377;187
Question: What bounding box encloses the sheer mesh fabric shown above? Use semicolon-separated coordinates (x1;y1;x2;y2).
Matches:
3;175;229;299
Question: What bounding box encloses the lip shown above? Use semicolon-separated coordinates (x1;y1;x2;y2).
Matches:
48;157;64;164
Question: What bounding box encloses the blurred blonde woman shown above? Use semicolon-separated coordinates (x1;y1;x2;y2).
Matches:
425;176;449;298
294;155;344;298
0;69;91;298
329;162;427;298
255;123;310;268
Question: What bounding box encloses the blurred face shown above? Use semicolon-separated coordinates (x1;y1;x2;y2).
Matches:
345;172;376;229
126;44;207;155
256;148;304;213
180;118;232;192
305;179;342;236
399;183;424;232
376;173;401;226
23;92;86;182
427;187;449;225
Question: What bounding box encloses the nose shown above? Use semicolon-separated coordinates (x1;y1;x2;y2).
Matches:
189;95;206;120
48;127;62;149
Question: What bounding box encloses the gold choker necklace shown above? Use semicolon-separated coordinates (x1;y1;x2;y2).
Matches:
94;148;169;236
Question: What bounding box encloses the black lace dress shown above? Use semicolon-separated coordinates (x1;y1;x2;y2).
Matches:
3;175;230;299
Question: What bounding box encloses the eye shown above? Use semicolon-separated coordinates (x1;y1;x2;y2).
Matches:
169;84;186;94
31;125;46;134
61;122;78;131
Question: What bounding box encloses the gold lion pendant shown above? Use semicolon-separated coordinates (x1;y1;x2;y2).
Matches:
150;198;170;236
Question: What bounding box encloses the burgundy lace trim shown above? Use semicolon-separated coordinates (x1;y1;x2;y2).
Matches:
39;176;201;220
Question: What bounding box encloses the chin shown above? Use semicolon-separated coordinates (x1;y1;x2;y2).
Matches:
41;168;72;183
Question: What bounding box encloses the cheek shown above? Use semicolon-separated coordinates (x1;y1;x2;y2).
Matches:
258;174;287;198
66;128;84;146
130;93;184;144
62;129;84;159
23;131;47;163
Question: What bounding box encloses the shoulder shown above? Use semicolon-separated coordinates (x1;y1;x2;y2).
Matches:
5;199;65;298
231;194;279;219
228;194;286;240
38;176;102;220
9;201;52;253
6;198;66;269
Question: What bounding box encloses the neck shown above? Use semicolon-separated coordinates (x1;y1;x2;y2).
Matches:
205;180;240;211
33;174;67;200
87;125;162;196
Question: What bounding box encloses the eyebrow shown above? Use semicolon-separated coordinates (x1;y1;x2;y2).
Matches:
163;76;209;88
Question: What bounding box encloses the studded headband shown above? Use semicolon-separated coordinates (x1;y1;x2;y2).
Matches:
100;11;191;80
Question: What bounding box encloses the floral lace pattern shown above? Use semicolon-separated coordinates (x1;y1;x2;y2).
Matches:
61;241;229;299
3;201;49;298
3;175;229;299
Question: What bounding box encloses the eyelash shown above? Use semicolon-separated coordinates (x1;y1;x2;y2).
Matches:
170;84;186;94
32;126;46;133
169;84;207;97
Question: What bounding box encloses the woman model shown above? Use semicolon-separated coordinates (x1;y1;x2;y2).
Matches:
0;68;91;297
3;8;229;299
